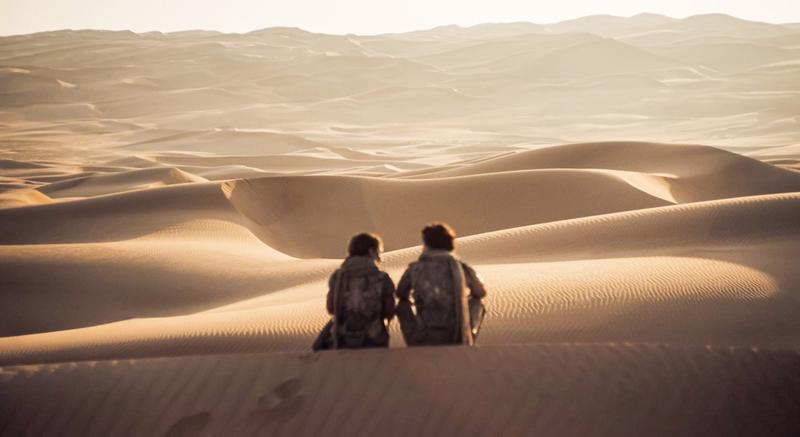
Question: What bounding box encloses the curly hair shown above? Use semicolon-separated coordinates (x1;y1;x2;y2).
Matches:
422;222;456;251
348;232;383;257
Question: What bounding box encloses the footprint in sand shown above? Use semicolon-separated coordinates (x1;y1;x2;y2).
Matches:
250;378;306;423
299;351;322;363
164;411;212;437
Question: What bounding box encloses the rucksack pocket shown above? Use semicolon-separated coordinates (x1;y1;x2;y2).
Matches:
419;304;455;328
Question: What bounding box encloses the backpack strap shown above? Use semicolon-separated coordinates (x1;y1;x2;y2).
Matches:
330;269;345;349
408;261;423;287
447;258;472;345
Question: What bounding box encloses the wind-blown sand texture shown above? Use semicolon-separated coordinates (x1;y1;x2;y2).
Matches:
1;13;800;436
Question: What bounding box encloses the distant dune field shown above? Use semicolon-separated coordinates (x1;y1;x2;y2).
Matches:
1;13;800;436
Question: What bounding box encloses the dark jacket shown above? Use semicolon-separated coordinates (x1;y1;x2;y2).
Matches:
396;251;486;302
326;256;396;348
395;249;486;346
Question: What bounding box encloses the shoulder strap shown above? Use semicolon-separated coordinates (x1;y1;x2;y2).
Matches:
448;258;472;345
408;261;424;284
331;269;346;349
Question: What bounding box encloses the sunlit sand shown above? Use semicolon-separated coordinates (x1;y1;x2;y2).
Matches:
1;13;799;436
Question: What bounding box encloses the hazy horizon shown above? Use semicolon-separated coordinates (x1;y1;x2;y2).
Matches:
2;0;800;36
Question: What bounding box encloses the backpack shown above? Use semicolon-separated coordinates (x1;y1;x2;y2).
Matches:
410;259;457;329
334;270;387;347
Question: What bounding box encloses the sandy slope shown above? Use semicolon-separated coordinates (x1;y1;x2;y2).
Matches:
2;345;799;437
2;190;798;366
2;13;800;436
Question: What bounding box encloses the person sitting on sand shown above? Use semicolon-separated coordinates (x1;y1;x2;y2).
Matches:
396;223;487;346
312;232;396;351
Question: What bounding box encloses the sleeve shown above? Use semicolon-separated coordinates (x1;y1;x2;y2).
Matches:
382;274;396;321
462;262;487;299
326;271;337;315
395;268;413;301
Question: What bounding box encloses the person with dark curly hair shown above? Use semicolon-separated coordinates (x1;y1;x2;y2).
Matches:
312;232;396;351
395;223;487;346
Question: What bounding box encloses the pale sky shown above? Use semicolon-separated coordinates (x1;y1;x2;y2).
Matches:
1;0;798;36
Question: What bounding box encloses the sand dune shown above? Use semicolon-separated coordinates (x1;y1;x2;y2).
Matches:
223;168;674;257
8;143;747;254
403;141;800;201
2;345;799;437
0;188;52;208
651;43;800;73
413;33;601;69
0;182;242;245
2;14;800;436
38;167;206;198
120;129;324;155
3;13;800;155
483;38;684;79
147;151;428;174
547;13;676;35
1;191;798;364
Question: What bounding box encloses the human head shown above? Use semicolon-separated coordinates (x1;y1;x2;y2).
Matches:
348;232;383;259
422;222;456;252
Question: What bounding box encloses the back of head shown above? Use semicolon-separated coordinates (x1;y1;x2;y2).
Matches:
348;232;383;258
422;222;456;252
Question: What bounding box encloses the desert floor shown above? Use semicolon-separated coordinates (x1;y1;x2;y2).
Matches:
1;13;800;436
